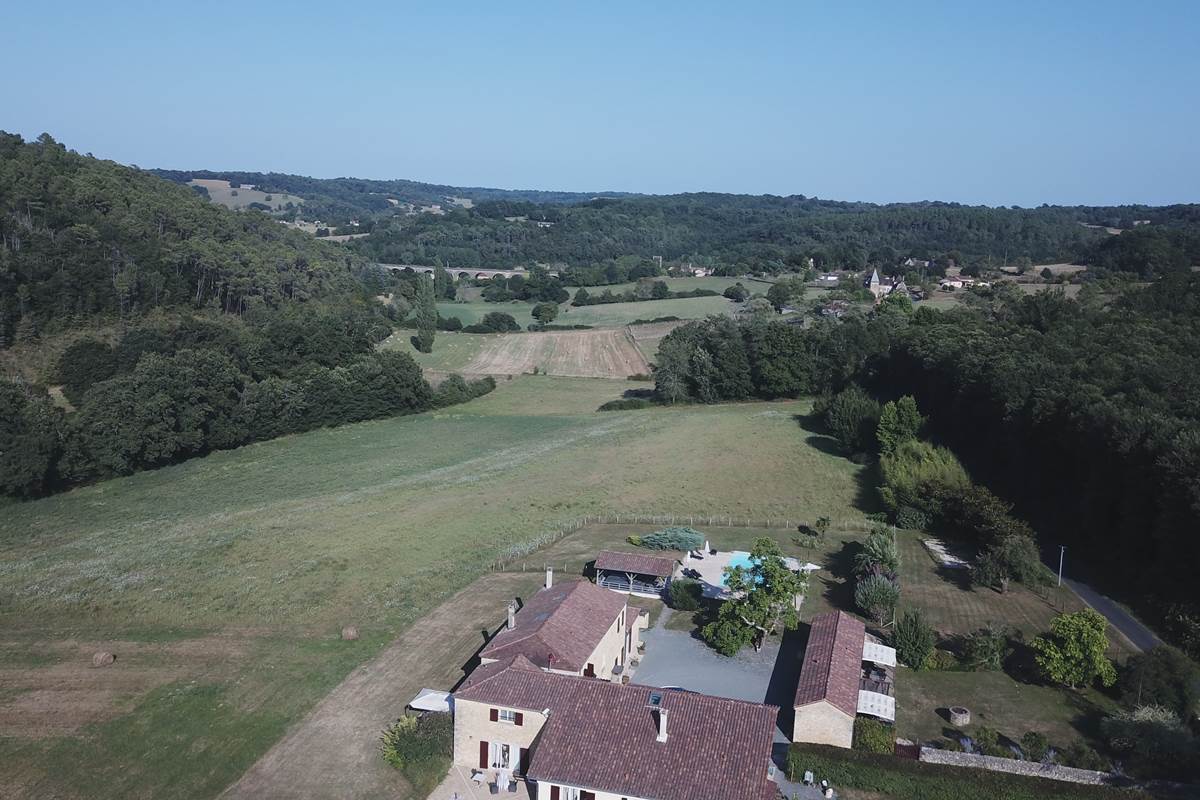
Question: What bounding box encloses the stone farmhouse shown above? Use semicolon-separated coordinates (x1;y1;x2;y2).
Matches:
792;610;897;748
478;570;648;681
451;567;779;799
454;658;778;800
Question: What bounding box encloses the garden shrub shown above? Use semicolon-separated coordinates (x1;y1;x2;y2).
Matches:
626;535;642;547
892;610;935;669
668;578;703;611
1020;731;1049;763
1059;740;1111;772
380;713;453;796
598;398;652;411
786;744;1134;800
852;718;895;754
895;506;929;531
636;527;705;551
923;648;959;671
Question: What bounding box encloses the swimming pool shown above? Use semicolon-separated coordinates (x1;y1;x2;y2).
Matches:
721;551;757;588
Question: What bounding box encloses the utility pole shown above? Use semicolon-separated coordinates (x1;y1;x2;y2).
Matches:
1057;545;1066;587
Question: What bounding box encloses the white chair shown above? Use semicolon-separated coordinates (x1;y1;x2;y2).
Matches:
803;770;814;785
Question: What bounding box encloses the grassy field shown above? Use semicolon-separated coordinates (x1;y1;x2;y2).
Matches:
896;668;1120;750
438;295;737;329
563;276;770;295
559;295;736;326
187;179;302;212
380;330;494;372
0;379;845;799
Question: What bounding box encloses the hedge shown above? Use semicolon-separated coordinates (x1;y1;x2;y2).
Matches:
786;744;1146;800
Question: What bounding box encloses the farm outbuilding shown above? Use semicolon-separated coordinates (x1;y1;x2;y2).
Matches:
593;550;676;598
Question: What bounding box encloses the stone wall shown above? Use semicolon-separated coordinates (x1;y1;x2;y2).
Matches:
918;746;1114;785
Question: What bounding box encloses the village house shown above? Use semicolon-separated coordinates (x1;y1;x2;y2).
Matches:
793;610;897;748
593;550;676;598
479;570;649;681
452;657;779;800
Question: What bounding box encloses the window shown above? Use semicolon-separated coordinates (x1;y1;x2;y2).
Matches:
498;709;518;724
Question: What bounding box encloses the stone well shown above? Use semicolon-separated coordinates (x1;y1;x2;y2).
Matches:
949;706;971;726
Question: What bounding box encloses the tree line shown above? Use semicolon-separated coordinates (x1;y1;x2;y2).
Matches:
350;191;1200;276
650;277;1200;658
1;308;494;500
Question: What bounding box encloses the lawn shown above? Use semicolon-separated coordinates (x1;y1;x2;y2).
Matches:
0;380;842;799
380;329;494;372
560;295;736;327
437;295;738;329
895;667;1120;752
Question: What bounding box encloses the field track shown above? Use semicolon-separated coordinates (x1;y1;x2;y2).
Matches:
460;329;649;378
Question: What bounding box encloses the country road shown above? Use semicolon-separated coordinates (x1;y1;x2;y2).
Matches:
1065;578;1163;653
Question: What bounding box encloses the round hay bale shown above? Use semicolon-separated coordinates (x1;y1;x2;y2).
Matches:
949;706;970;726
92;651;115;667
340;625;360;641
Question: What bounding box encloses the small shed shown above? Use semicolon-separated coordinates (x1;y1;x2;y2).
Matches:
594;550;676;598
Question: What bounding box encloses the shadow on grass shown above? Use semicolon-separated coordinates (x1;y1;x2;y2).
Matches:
936;564;974;591
818;541;862;614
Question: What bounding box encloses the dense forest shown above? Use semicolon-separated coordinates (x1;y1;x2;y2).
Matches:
652;279;1200;657
0;133;378;344
0;133;492;500
348;193;1200;275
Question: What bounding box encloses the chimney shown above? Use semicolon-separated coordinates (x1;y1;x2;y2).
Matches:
506;601;516;631
656;708;669;743
544;567;553;589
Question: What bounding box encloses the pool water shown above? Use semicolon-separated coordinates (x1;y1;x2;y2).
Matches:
721;551;757;588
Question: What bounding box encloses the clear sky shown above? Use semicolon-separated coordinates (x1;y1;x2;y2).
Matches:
4;1;1198;206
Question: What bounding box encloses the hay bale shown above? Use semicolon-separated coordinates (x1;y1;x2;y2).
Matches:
92;651;115;667
340;625;360;641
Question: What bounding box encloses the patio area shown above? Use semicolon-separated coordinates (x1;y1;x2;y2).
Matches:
426;765;534;800
682;548;818;599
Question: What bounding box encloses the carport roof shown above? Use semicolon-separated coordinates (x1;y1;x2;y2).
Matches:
595;550;677;578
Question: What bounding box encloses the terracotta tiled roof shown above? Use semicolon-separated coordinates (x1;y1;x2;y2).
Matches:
530;682;777;800
459;662;777;800
794;610;866;717
594;550;677;578
454;656;580;710
478;579;627;673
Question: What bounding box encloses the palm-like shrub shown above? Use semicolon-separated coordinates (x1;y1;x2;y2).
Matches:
855;574;900;625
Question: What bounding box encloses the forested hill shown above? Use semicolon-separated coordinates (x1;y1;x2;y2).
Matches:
0;132;370;343
150;168;634;222
350;193;1200;273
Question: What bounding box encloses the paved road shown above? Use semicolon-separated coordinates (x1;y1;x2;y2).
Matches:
1065;578;1162;652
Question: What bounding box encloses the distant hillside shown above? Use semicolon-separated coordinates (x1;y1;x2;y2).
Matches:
150;168;634;226
0;132;372;344
350;192;1200;274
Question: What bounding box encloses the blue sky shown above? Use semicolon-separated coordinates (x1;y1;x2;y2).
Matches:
3;1;1198;205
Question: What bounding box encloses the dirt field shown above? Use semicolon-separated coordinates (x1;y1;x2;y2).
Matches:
220;572;542;800
0;634;252;740
626;320;686;364
461;330;649;378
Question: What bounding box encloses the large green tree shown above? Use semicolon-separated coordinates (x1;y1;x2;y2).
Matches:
702;537;806;654
1033;609;1117;689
